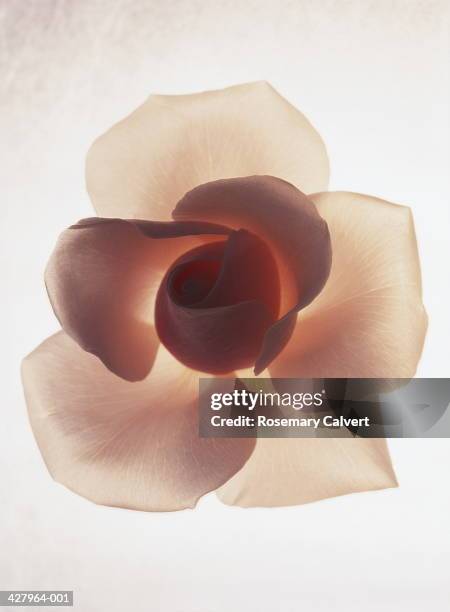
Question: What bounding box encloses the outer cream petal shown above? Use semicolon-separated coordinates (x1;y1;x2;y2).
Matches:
86;82;329;221
217;438;397;508
271;191;427;378
22;332;255;512
218;192;426;508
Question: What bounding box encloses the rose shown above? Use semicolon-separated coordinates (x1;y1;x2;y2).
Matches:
22;82;426;511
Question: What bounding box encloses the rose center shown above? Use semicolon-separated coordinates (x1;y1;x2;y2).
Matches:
169;259;221;306
155;232;281;374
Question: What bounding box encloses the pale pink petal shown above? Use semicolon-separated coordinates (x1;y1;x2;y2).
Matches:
86;82;329;221
218;192;426;507
271;192;427;379
217;438;397;508
22;332;255;512
45;218;229;381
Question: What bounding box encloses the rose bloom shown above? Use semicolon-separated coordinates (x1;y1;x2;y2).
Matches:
22;82;427;511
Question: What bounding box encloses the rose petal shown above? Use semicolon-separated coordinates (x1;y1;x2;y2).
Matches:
217;438;397;508
155;230;280;373
22;332;255;512
173;176;332;373
45;218;230;381
217;192;426;508
270;192;427;378
86;82;329;221
196;230;280;318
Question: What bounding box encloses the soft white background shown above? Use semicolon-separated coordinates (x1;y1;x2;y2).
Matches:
1;1;449;610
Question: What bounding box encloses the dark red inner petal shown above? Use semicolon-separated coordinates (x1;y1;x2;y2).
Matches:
46;217;231;382
199;230;280;320
155;230;280;374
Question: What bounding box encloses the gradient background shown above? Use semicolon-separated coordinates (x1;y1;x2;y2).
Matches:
1;1;449;610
